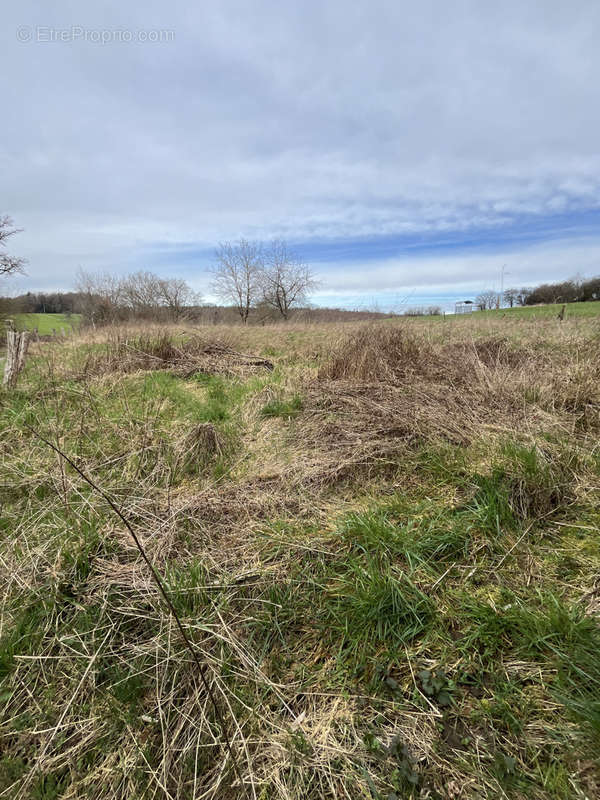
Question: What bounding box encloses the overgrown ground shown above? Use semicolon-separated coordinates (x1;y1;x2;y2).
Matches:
1;311;599;799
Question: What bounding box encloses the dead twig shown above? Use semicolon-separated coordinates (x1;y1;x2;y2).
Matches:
22;420;250;799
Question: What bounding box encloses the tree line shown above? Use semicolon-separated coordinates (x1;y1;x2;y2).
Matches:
74;269;201;324
476;276;600;310
3;214;600;322
519;276;600;305
71;239;318;324
0;223;321;325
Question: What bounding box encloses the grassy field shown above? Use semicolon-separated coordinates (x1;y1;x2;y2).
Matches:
470;301;600;320
402;302;600;324
8;312;82;335
1;313;599;799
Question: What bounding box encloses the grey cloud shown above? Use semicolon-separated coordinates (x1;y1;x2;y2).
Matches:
2;0;600;293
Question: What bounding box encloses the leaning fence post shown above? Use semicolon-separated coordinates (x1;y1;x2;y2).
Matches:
2;319;30;389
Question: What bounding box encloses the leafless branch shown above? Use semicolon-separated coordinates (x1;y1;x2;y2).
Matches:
0;215;27;276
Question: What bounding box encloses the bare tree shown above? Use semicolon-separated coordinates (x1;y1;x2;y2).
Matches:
403;306;442;317
75;268;123;323
503;288;519;308
0;216;27;276
121;271;200;319
516;287;532;306
158;277;201;321
261;239;318;320
76;268;199;324
211;240;263;324
120;270;163;317
475;290;498;311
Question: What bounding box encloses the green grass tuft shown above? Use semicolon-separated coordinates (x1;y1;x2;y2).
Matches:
325;555;434;658
260;394;303;419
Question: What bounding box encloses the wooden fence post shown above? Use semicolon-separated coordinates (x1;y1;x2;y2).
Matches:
2;319;30;389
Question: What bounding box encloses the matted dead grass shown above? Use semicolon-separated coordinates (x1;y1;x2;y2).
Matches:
74;329;275;379
2;313;600;800
281;325;594;488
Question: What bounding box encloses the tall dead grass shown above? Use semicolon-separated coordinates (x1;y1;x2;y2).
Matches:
2;314;600;799
74;328;275;379
288;324;600;486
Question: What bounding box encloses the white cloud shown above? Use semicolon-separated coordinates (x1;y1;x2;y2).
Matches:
311;237;600;308
2;0;600;297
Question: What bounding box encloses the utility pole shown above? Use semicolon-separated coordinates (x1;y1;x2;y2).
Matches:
498;264;509;308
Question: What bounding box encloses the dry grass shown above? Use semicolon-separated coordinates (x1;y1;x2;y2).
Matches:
1;311;600;799
73;327;275;379
291;324;597;487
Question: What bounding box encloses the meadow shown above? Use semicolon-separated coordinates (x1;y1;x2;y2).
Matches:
1;306;599;799
471;301;600;320
9;313;82;336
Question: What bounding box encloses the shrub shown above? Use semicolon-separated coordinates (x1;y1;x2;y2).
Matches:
319;325;431;384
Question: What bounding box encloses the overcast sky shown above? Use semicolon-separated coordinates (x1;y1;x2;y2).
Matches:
3;0;600;309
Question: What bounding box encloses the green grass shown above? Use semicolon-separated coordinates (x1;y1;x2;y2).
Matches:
1;320;600;798
9;312;81;334
470;300;600;319
393;301;600;323
325;555;434;657
260;394;303;419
